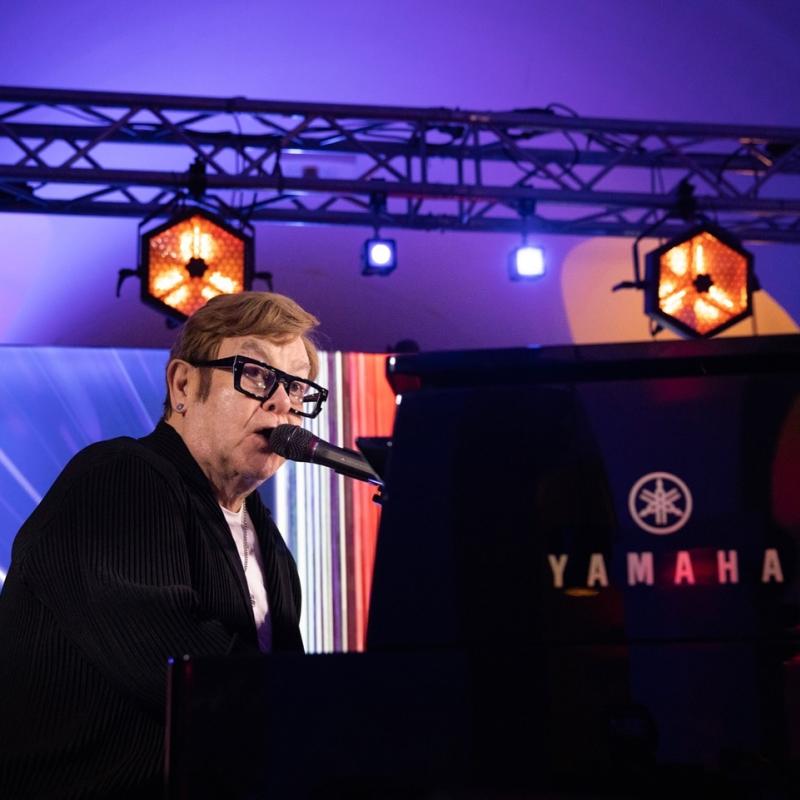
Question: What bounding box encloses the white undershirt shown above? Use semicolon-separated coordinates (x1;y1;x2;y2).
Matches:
220;503;272;653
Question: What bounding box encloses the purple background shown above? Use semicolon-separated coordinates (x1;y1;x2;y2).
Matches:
0;0;798;351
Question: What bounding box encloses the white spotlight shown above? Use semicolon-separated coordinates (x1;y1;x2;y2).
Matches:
509;245;545;280
361;237;397;276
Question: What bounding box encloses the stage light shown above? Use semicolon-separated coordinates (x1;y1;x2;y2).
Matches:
361;237;397;276
644;224;753;338
139;208;254;322
509;244;545;280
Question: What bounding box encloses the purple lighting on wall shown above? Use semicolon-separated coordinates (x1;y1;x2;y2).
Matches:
0;2;797;352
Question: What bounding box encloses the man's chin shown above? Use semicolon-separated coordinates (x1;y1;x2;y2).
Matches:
250;454;285;484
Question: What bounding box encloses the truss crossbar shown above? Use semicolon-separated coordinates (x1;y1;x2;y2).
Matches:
1;86;800;242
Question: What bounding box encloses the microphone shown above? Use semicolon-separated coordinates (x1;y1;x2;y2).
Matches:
269;425;382;485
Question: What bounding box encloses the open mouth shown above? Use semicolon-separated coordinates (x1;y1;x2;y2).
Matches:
257;427;276;444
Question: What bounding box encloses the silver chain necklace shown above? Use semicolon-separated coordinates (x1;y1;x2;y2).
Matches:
240;505;256;607
240;504;250;574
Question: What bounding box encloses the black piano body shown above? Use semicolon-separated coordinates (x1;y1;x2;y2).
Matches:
167;334;800;798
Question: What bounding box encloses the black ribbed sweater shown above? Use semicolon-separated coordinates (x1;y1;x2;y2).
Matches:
0;421;303;798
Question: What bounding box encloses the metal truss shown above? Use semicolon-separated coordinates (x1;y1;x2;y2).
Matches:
1;86;800;242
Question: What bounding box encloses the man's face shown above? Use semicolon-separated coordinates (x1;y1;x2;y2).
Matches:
178;334;311;497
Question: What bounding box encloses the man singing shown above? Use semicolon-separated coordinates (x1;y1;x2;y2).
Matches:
0;291;327;798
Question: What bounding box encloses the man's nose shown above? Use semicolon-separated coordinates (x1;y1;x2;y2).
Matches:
263;382;293;415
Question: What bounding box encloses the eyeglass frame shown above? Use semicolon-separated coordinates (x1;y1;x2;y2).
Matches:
189;354;329;419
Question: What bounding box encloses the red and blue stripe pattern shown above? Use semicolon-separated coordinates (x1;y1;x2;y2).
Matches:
274;352;396;653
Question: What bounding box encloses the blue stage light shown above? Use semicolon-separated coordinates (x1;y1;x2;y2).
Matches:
508;244;545;280
362;237;397;276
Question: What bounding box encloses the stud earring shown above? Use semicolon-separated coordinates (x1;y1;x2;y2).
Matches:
176;403;185;414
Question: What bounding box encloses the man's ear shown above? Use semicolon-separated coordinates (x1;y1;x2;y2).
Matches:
166;360;194;410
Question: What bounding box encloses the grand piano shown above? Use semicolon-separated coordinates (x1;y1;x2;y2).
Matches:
166;334;800;799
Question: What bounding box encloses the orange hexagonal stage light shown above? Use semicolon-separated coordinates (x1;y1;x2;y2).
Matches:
141;209;253;322
645;225;754;338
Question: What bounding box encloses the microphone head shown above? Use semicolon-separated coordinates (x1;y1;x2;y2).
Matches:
269;424;317;462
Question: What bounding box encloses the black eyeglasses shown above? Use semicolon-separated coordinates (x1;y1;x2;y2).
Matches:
190;355;329;419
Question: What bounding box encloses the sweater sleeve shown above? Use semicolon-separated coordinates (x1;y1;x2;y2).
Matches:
17;444;253;715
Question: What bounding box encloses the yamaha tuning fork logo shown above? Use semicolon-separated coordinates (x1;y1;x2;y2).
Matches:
628;471;693;535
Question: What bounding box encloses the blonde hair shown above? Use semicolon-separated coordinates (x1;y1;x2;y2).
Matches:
163;291;320;418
